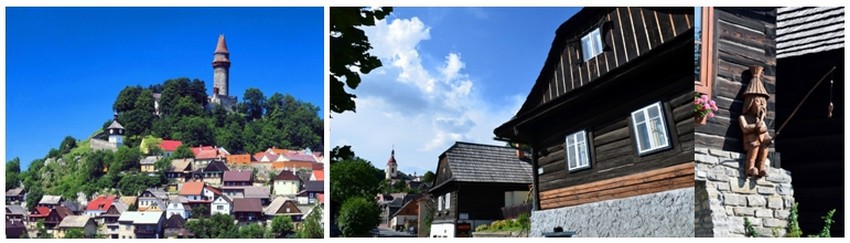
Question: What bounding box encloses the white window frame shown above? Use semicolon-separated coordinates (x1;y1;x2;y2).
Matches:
565;130;591;171
437;195;443;210
631;102;671;155
581;28;604;61
445;192;451;210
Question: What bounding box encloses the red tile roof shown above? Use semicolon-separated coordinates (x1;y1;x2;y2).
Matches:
192;146;218;160
253;152;265;161
204;185;222;196
311;163;324;170
312;170;324;181
180;181;204;196
159;140;183;152
31;206;51;217
86;195;116;211
274;170;299;181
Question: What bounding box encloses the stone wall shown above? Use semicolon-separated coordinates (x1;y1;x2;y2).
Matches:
530;188;694;237
695;148;795;237
90;138;117;152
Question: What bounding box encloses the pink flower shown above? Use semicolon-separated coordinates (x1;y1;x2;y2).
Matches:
708;100;716;106
708;112;715;118
703;104;711;110
700;94;709;101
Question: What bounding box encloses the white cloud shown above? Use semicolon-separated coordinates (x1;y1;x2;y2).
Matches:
332;16;524;174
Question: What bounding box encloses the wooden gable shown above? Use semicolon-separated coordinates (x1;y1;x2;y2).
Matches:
274;200;301;215
432;156;453;188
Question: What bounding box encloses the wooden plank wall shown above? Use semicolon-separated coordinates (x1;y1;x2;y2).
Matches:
694;8;777;152
536;88;694;198
539;7;693;106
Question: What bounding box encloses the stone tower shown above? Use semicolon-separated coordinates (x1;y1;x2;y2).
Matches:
386;149;398;180
107;120;125;147
212;34;231;96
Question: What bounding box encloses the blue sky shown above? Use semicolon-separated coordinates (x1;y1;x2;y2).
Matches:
331;7;580;175
6;7;324;169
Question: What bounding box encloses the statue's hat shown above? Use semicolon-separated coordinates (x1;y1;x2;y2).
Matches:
743;65;770;98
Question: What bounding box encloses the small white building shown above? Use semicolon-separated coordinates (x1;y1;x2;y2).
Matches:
166;196;190;220
273;170;301;196
211;195;233;216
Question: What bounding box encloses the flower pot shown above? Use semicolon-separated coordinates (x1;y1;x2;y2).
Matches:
695;116;708;126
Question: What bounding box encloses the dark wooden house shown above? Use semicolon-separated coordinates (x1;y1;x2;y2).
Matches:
428;142;532;238
774;7;844;237
494;7;694;237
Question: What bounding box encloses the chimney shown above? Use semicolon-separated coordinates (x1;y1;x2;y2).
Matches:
515;143;525;159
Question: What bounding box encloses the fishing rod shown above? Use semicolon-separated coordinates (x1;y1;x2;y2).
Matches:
770;66;836;142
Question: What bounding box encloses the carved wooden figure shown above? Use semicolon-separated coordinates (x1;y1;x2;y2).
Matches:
739;65;772;177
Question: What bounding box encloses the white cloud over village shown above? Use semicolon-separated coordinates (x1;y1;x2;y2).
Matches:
331;16;525;174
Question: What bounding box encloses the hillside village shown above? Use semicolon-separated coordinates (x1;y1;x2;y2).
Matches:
5;35;324;239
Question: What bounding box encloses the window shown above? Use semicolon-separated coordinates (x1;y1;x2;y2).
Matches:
695;7;716;96
217;205;224;210
581;28;604;61
631;102;671;154
565;131;591;171
445;192;451;210
437;195;443;210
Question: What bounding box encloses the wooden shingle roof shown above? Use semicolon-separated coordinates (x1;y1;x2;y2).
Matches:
436;142;532;186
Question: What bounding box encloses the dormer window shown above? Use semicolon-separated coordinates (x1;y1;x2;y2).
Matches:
581;28;604;61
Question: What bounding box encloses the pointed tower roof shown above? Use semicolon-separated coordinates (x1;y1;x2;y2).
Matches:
107;120;124;130
214;34;229;54
387;149;397;166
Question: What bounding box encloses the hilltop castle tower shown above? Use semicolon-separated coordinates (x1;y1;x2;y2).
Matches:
386;149;398;180
212;34;231;96
209;35;237;111
107;120;125;147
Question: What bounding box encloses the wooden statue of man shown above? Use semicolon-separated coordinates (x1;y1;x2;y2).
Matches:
739;66;772;177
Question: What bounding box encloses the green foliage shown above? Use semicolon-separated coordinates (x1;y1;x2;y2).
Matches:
422;171;435;184
159;78;207;116
475;224;489;232
809;209;836;238
269;215;295;238
330;157;382;207
174;116;214;146
6;157;21;189
118;173;160;196
744;217;759;237
59;136;77;155
114;85;143;113
298;205;324;238
191;205;209;219
338;197;381;237
26;186;44;210
172;144;195;159
517;212;531;233
118;109;156;146
135;89;156;114
785;202;803;237
63;228;86;238
237;223;268;238
185;213;238;238
36;219;52;238
243;88;266;121
329;7;393;114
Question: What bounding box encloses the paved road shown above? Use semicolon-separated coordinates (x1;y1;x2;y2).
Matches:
375;227;416;237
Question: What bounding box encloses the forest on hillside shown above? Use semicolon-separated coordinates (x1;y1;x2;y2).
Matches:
5;77;323;207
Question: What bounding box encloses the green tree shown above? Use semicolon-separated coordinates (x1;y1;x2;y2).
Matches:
36;219;52;238
330;7;393;114
330;157;382;207
269;215;295;238
134;89;156;114
6;157;21;189
63;228;86;238
338;197;381;237
159;78;207;116
172;144;195;159
26;186;44;210
113;85;143;113
118;109;156;144
422;171;435;184
139;135;164;155
59;136;77;155
237;223;267;238
117;173;159;196
174;117;214;147
298;205;324;238
173;96;204;118
243;88;266;121
191;205;209;219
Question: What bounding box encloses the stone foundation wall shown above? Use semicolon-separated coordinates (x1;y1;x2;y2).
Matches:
695;148;795;237
530;188;694;237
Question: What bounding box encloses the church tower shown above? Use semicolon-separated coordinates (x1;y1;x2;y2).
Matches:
107;120;125;147
386;149;398;180
212;34;230;96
